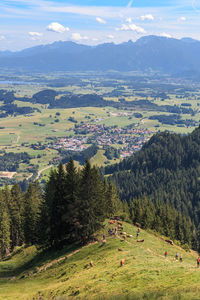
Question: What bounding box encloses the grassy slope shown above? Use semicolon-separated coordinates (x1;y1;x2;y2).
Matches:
0;222;200;300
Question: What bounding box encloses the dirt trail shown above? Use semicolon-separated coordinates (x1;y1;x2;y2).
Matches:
37;241;98;274
36;165;53;180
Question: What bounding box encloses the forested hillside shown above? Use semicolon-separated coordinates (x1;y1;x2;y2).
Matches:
104;126;200;238
0;159;122;258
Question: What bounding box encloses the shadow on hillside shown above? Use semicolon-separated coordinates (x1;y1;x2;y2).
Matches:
0;243;80;278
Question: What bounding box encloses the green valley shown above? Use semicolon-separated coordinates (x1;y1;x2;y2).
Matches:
0;72;199;186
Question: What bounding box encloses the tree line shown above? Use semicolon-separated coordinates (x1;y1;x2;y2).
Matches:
0;158;122;258
104;126;200;250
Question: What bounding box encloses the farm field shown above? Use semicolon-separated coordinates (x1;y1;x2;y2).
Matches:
0;221;199;300
0;72;199;186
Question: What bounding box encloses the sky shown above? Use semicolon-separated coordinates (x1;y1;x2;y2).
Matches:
0;0;200;51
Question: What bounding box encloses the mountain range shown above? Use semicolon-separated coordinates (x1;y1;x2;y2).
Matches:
1;35;200;75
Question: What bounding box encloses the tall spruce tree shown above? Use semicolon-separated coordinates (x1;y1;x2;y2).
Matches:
0;191;11;258
78;160;104;243
106;181;122;217
9;184;24;248
62;157;80;243
39;169;57;247
23;182;42;245
49;163;66;248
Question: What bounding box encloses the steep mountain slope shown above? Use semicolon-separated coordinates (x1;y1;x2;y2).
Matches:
1;36;200;74
0;222;199;300
105;126;200;226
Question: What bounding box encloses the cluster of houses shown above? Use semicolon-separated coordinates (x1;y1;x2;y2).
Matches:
48;121;154;159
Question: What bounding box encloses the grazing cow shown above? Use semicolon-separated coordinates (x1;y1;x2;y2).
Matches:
126;235;133;238
135;222;141;228
120;259;125;266
137;239;144;243
117;221;123;226
118;225;123;230
122;236;126;240
165;239;174;246
122;232;126;235
118;248;123;251
90;261;94;267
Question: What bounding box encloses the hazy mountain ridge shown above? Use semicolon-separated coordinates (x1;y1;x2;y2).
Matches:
1;35;200;74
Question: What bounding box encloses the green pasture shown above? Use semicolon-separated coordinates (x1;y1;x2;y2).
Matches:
0;222;199;299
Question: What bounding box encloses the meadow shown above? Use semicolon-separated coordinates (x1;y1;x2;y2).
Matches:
0;221;199;300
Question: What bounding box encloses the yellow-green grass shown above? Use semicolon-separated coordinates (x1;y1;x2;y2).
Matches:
90;149;107;166
0;222;200;299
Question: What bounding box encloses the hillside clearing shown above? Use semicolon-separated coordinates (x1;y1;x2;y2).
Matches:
0;222;199;300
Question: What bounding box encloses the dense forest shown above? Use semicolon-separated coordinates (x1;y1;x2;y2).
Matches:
104;126;200;238
0;89;195;117
0;156;198;258
0;152;31;172
0;159;123;257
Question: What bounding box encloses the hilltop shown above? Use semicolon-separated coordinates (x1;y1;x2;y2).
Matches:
0;221;199;300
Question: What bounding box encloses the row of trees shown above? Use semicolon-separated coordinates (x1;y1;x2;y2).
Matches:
0;159;122;257
0;182;41;258
129;197;197;250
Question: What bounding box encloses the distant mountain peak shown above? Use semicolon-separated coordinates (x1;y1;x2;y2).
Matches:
0;35;200;75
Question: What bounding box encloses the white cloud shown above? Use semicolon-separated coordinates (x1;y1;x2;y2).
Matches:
96;17;106;24
107;35;114;39
47;22;70;33
116;23;146;34
0;35;5;41
126;17;132;24
29;32;43;37
29;31;43;40
179;16;186;21
140;14;154;21
71;33;89;41
160;32;172;38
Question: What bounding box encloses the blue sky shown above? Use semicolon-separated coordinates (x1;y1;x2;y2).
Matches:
0;0;199;51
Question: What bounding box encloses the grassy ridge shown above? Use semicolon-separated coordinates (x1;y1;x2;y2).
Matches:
0;222;200;299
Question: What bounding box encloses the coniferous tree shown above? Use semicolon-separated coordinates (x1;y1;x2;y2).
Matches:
62;157;80;243
23;182;42;245
50;163;66;247
39;169;57;247
8;184;24;248
0;191;11;258
106;181;122;216
78;160;105;243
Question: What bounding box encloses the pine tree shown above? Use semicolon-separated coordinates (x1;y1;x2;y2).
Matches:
0;191;11;258
106;181;122;217
39;169;57;247
8;184;24;248
78;160;105;243
62;157;80;243
49;163;66;248
23;182;42;245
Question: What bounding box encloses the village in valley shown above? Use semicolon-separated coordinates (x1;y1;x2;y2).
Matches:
47;117;154;159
